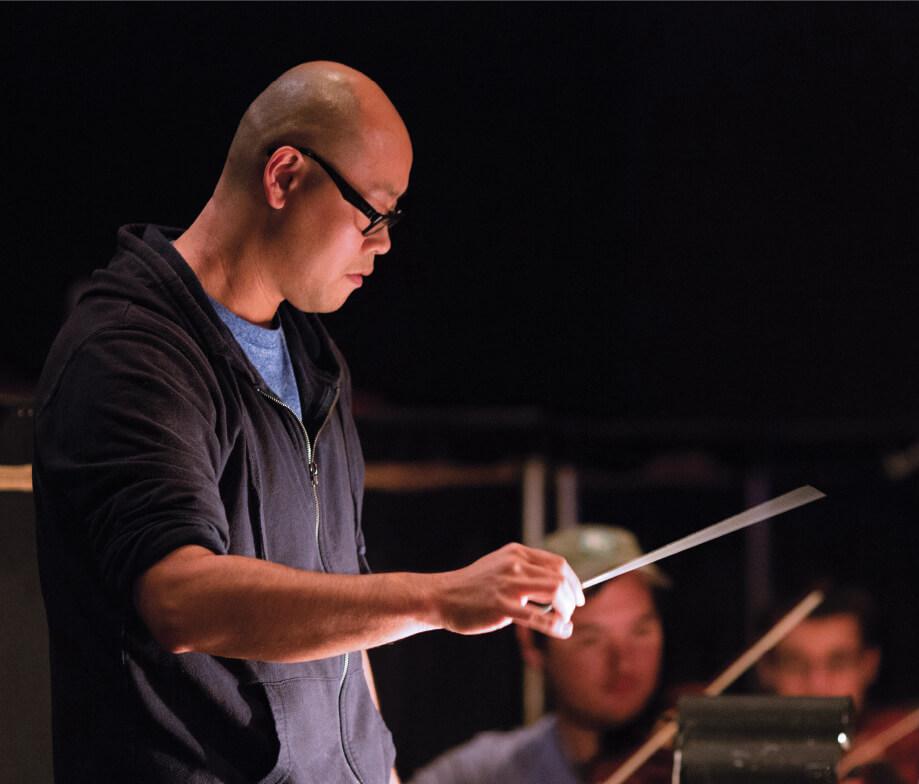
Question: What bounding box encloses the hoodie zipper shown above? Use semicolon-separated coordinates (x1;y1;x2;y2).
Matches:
255;386;362;783
255;386;338;569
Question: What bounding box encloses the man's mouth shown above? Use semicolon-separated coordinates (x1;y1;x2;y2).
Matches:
604;678;640;695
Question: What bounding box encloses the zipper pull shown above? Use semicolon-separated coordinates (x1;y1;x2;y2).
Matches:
309;460;319;486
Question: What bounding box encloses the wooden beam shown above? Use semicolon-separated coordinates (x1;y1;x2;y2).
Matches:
0;461;526;494
363;461;520;492
0;464;32;493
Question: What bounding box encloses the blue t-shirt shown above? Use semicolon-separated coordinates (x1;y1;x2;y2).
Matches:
409;715;581;784
209;297;302;421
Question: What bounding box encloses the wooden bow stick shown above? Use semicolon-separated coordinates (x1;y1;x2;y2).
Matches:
601;589;825;784
836;705;919;779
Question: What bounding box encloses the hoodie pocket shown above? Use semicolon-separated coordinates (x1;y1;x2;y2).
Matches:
339;666;396;784
261;674;360;784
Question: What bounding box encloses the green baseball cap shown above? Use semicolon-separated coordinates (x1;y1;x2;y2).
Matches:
542;524;670;588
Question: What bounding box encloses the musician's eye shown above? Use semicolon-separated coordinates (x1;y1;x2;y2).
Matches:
826;651;860;673
776;655;809;675
631;617;661;639
573;631;601;646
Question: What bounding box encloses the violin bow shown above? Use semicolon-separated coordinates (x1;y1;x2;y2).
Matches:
836;706;919;778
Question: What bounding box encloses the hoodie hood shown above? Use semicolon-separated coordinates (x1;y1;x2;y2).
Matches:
59;224;341;393
86;224;241;369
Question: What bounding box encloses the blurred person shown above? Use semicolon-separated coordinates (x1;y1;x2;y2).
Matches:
411;525;673;784
758;587;919;783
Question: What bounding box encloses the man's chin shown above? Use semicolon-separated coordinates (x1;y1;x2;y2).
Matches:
286;294;352;314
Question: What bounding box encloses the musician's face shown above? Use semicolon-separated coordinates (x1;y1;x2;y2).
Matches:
542;573;663;728
759;614;879;711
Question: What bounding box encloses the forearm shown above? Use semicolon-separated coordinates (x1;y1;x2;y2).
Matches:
136;545;439;662
136;541;583;663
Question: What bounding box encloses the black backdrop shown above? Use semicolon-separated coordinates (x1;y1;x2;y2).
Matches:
4;3;919;779
3;3;919;419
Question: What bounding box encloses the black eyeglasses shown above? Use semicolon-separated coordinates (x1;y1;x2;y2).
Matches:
274;145;402;236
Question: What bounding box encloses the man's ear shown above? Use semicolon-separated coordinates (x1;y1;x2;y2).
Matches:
263;147;304;210
516;626;545;671
861;646;881;686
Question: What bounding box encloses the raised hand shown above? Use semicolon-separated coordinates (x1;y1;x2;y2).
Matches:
430;542;585;639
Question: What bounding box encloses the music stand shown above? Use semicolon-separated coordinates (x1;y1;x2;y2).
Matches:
674;695;853;783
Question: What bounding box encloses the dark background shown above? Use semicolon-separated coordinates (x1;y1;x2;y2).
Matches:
3;3;919;780
4;3;919;419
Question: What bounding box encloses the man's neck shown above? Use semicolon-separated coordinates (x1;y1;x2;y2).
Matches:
175;197;282;328
555;714;601;766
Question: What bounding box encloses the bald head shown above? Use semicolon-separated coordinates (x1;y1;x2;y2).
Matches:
223;61;409;192
177;62;411;322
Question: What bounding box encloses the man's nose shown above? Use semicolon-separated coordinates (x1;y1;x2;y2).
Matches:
806;669;833;694
603;640;625;668
365;227;391;256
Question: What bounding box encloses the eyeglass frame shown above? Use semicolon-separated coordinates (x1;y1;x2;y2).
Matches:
270;145;402;236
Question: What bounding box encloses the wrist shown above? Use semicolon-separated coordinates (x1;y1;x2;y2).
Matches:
402;571;446;631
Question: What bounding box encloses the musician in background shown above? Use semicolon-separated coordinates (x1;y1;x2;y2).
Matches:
411;525;672;784
757;586;919;783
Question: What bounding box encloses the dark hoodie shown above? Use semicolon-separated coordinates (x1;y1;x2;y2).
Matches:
33;225;395;783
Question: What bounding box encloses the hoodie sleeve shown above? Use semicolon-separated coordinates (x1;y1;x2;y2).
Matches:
36;325;231;601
